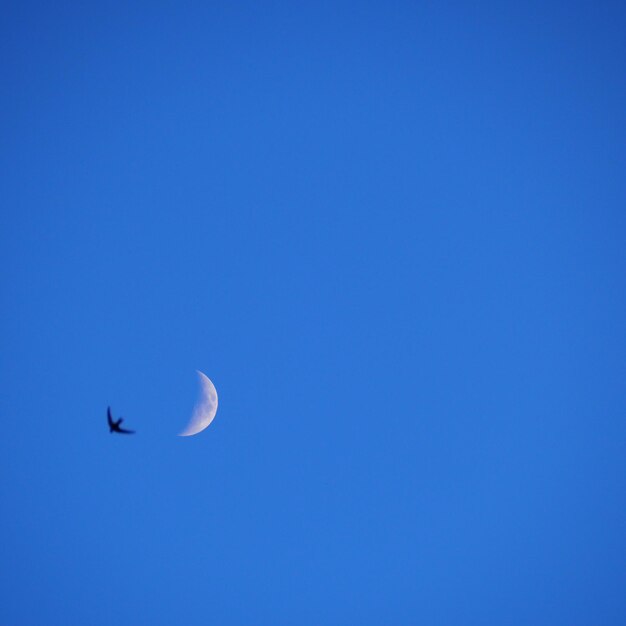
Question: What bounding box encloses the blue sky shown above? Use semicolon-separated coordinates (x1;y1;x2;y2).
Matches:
1;2;625;624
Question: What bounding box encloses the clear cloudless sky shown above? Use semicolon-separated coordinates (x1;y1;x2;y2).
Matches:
1;2;625;624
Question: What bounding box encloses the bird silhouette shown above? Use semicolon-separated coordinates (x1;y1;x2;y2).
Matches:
107;406;135;434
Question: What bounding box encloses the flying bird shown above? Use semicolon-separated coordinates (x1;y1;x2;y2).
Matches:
107;406;135;434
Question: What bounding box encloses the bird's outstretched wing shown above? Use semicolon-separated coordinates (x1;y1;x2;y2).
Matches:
107;406;135;433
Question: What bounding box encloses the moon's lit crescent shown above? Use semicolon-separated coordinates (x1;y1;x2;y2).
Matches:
179;371;218;436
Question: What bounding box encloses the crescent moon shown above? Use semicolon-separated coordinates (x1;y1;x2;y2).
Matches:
179;371;218;437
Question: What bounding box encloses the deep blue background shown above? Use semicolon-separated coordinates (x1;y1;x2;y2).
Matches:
2;2;625;624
